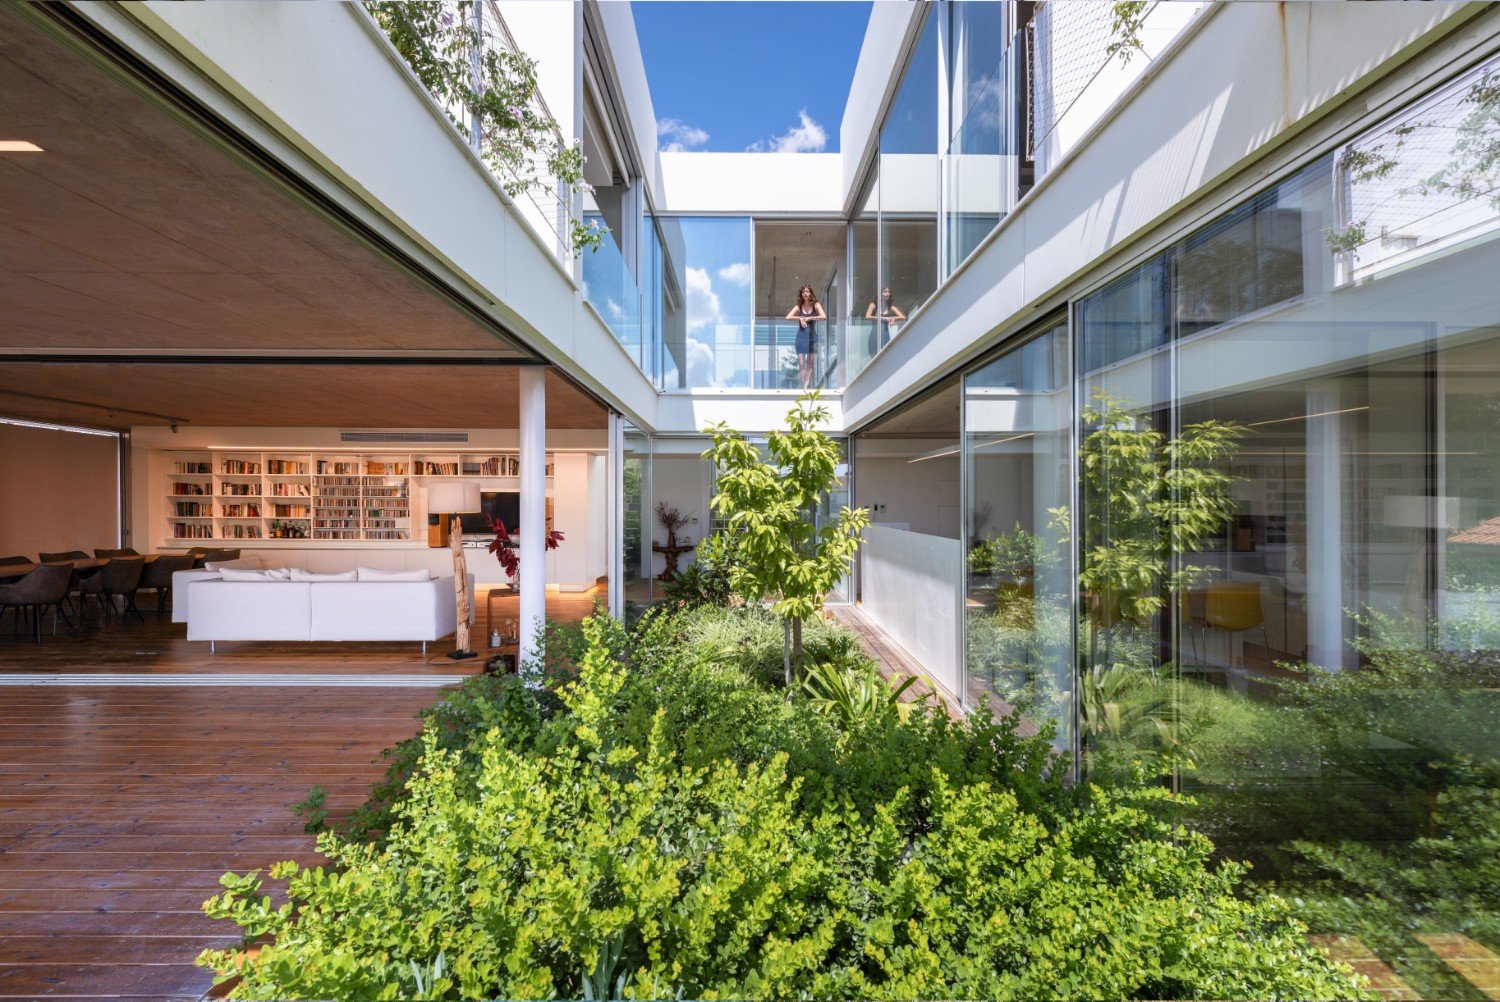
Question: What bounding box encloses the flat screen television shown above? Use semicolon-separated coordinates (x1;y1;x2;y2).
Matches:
458;491;520;535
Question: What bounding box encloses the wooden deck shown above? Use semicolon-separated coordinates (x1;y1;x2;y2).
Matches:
0;586;602;999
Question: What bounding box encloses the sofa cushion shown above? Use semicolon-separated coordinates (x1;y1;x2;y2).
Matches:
289;568;357;582
356;567;431;582
218;567;292;582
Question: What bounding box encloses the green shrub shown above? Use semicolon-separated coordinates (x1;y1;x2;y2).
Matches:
200;608;1366;1001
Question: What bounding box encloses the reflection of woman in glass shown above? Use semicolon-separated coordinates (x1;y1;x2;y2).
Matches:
787;284;826;390
865;286;905;357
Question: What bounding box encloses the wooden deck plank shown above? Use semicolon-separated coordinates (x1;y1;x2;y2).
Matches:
1309;934;1421;1000
1417;933;1500;999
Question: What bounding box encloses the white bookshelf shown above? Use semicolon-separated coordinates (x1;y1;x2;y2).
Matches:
161;450;554;546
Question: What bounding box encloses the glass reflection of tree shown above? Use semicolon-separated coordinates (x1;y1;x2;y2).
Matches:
1056;390;1245;762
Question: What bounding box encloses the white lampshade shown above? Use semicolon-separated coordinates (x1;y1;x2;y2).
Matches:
428;481;481;513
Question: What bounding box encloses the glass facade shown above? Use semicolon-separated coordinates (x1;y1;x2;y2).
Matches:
654;216;754;389
847;3;1030;383
934;54;1500;996
878;12;940;337
963;318;1073;748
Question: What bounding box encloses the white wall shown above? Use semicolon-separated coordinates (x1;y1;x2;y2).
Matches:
854;444;960;540
861;524;962;697
657;153;843;215
0;423;119;560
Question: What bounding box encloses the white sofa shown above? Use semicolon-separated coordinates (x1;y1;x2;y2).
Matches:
182;574;473;651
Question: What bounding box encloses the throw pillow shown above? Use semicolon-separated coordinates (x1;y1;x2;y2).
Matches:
217;567;292;582
355;567;432;582
289;568;358;582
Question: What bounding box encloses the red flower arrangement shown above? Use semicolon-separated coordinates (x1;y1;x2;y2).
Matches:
486;517;564;578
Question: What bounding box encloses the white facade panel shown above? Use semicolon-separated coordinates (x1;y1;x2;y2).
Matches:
657;153;843;215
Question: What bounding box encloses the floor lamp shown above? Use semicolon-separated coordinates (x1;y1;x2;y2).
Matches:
428;481;481;659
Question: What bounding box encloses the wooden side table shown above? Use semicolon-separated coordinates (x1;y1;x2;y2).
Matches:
485;584;515;631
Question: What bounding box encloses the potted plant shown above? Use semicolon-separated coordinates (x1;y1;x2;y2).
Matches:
486;517;563;592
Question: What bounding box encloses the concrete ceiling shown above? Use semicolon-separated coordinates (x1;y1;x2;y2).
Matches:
0;363;606;431
0;5;526;358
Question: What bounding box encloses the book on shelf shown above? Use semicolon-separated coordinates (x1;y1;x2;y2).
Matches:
267;459;309;475
170;483;207;497
174;501;211;517
170;522;214;539
221;459;261;475
172;461;211;474
220;483;261;497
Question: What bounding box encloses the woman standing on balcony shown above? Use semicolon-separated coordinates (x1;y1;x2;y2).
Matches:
787;284;827;390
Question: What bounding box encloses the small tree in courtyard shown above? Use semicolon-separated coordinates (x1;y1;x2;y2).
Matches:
703;393;869;685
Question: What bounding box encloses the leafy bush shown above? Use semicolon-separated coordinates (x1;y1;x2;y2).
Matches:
200;608;1365;1001
802;658;926;727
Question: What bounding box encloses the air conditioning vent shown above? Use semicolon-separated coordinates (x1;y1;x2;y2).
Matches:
340;431;469;444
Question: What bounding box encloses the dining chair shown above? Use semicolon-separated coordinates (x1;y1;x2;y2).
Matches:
93;547;140;558
39;550;88;563
0;564;74;642
0;556;29;565
79;556;146;623
137;554;194;619
1204;581;1269;668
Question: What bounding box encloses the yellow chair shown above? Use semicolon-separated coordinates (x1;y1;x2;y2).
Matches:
1204;581;1268;666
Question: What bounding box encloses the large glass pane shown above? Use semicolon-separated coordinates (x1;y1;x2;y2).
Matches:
878;12;939;333
943;1;1009;274
853;380;963;699
1076;56;1500;998
655;217;754;389
964;319;1074;748
622;422;651;618
848;170;881;378
753;220;846;391
581;208;642;364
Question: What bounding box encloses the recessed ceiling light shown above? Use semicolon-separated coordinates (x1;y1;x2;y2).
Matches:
0;141;43;153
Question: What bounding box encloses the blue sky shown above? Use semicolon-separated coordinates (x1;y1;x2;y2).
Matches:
632;2;872;153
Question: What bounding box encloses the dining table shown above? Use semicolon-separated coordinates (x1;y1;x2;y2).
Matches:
0;553;162;584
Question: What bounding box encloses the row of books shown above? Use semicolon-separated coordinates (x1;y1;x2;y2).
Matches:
220;483;260;497
170;483;207;496
221;503;262;518
172;461;212;474
221;459;260;475
173;502;211;517
169;523;214;539
270;483;311;497
267;460;309;475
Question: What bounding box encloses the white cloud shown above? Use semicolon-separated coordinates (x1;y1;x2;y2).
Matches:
716;262;751;286
684;266;722;335
605;298;624;321
658;118;709;152
746;109;828;153
685;337;717;388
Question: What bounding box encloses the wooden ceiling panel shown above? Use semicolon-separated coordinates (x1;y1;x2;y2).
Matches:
0;8;524;357
0;364;606;430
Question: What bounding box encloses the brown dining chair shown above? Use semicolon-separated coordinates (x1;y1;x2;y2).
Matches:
94;547;140;558
0;556;30;565
138;554;194;619
203;548;242;563
0;564;74;642
79;556;145;623
39;550;89;563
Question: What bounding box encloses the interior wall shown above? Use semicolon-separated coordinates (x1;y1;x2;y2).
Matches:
0;422;119;559
855;449;961;538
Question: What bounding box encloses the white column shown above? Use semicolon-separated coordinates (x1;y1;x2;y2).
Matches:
519;367;547;669
1305;383;1346;669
